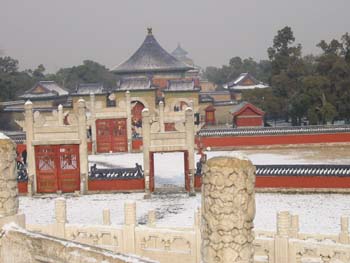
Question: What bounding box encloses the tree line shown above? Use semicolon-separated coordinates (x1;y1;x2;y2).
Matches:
204;27;350;125
0;59;117;102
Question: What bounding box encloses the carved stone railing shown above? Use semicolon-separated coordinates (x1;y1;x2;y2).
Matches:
89;163;144;180
26;199;350;263
198;125;350;137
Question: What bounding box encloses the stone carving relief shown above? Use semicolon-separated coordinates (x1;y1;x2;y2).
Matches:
140;235;191;254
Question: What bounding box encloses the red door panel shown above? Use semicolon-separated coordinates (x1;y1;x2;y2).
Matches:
96;119;127;153
58;145;80;193
35;145;80;193
35;145;58;193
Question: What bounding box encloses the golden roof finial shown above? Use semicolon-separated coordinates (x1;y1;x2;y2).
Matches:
147;27;152;35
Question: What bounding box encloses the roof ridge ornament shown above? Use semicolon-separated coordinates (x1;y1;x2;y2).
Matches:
147;27;152;35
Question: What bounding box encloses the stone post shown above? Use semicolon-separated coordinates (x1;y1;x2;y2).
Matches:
55;198;67;238
194;207;201;263
78;98;88;194
159;101;165;132
201;157;256;263
58;104;63;126
24;100;35;195
103;209;111;225
185;107;195;195
123;201;136;254
339;216;349;244
290;214;299;238
275;211;290;263
90;93;97;155
126;91;132;152
142;109;151;194
147;210;156;227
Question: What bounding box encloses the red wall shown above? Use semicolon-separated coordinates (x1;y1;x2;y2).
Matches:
88;179;145;191
256;176;350;188
18;182;28;194
194;176;202;190
132;139;143;151
236;117;263;127
200;133;350;148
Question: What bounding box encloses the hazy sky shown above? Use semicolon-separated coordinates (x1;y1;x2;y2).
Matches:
1;0;350;72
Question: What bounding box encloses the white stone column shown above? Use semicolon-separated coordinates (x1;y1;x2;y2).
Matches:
123;201;136;254
147;210;156;227
24;100;36;195
0;133;25;228
142;109;151;193
103;209;111;225
185;107;195;195
78;98;88;194
201;157;256;263
275;211;291;263
90;93;97;155
339;216;349;244
58;104;63;126
159;101;165;132
54;198;66;238
126;91;132;152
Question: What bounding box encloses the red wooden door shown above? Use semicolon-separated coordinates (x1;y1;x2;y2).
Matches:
96;119;127;153
58;145;80;192
35;145;80;193
35;145;58;193
111;119;127;152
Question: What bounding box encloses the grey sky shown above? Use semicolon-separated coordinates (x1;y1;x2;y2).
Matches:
1;0;349;73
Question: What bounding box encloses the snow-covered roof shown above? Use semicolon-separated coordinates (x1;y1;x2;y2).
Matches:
73;83;106;95
20;81;68;99
164;79;200;92
224;73;269;90
115;77;153;91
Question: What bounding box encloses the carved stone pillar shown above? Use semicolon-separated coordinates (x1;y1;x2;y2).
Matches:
55;198;66;238
0;133;25;228
159;101;165;132
103;209;111;225
58;104;63;126
78;98;88;194
126;91;132;153
24;100;35;194
201;157;256;263
147;210;156;227
123;201;136;254
275;211;291;263
185;107;195;195
142;109;150;193
339;216;349;244
89;93;97;155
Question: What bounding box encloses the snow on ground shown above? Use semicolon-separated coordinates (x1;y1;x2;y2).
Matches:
18;147;350;234
19;192;350;234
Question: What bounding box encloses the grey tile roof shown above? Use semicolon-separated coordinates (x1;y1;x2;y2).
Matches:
199;94;214;103
164;79;199;92
115;77;153;91
112;30;192;74
19;81;68;99
171;43;188;57
73;83;106;95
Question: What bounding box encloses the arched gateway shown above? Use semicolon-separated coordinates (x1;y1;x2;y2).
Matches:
142;103;195;194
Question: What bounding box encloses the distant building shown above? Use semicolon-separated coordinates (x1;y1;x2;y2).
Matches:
224;73;269;100
230;102;265;128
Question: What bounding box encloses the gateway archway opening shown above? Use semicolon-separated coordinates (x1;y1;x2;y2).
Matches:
149;151;190;192
152;152;185;191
